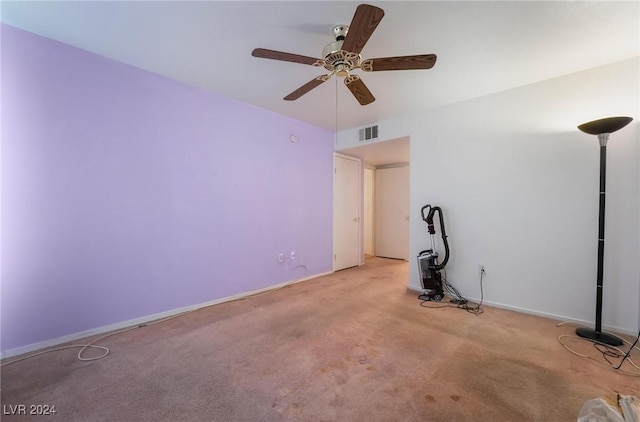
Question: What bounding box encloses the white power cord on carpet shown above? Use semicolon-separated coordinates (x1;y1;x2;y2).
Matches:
1;311;192;367
2;269;309;368
556;321;640;376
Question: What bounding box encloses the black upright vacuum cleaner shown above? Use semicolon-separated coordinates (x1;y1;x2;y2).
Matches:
417;205;450;301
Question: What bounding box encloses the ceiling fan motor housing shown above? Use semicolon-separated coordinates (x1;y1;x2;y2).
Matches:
318;25;362;77
322;40;344;59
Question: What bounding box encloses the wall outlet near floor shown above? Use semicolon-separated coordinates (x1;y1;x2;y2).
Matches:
479;265;486;274
290;251;296;261
278;253;284;263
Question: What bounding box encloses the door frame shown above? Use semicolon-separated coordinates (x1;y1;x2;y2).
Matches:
333;152;363;271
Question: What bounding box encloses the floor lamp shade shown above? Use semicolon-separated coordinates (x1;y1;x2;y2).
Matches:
577;116;633;135
575;116;632;347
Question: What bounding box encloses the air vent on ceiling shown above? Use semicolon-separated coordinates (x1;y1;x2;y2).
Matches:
358;124;379;142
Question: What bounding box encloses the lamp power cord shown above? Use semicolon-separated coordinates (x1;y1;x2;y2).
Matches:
557;321;640;376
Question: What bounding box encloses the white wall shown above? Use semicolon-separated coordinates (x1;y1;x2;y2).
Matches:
338;57;640;333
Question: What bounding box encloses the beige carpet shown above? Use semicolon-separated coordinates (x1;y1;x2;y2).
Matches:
2;257;638;421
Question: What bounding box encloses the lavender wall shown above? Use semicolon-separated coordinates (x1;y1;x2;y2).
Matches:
1;24;334;353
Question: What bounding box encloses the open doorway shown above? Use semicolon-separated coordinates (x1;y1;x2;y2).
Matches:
338;136;410;263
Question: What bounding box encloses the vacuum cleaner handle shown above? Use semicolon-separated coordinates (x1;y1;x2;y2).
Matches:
421;204;432;223
421;204;436;235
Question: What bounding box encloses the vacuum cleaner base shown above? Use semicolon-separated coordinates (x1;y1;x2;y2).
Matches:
417;251;444;301
420;291;444;302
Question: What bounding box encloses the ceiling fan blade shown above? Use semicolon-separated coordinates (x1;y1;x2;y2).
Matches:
284;76;328;101
252;48;319;66
344;75;375;106
361;54;437;71
341;4;385;54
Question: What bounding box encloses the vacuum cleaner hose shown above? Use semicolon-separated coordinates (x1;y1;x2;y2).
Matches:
422;205;450;269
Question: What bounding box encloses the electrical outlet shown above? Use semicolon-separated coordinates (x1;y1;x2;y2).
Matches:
291;251;296;260
480;265;486;274
278;253;284;263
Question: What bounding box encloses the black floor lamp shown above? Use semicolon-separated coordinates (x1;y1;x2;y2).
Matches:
575;116;633;347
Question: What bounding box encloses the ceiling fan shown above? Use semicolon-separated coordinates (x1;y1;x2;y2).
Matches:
251;4;437;106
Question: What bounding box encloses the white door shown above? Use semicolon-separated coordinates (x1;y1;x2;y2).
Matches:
333;154;361;271
364;168;375;256
375;165;409;260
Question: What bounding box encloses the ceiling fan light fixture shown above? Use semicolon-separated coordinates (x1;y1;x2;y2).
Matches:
335;64;349;77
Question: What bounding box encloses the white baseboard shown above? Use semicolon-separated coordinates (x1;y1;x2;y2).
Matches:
406;285;637;337
1;271;333;360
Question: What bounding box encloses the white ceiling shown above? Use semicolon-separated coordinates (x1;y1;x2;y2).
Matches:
340;136;409;167
2;1;639;134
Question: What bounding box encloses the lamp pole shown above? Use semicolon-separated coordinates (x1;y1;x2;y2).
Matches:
575;116;632;347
